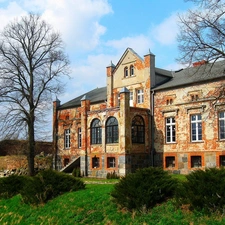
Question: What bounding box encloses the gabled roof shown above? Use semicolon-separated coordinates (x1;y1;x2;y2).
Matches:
155;67;173;78
153;60;225;91
112;48;143;74
58;86;107;109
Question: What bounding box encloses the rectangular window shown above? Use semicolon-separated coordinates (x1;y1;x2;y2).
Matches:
130;91;133;100
91;127;102;144
191;114;202;142
220;156;225;166
129;90;133;106
165;156;175;168
106;126;118;143
92;157;100;168
118;93;120;106
64;129;70;149
107;157;116;168
191;156;202;168
166;117;176;143
78;128;82;148
219;112;225;140
137;89;144;104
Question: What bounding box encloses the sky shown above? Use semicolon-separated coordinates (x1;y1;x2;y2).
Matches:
0;0;195;104
0;0;195;139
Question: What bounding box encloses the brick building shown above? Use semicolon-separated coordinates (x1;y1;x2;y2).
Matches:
53;48;225;177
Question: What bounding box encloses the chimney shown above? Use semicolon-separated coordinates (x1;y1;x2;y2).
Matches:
144;51;155;88
193;60;208;67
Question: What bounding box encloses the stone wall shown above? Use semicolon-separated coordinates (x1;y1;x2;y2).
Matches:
0;155;52;177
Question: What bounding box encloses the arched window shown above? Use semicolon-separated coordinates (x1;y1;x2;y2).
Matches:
124;67;128;77
132;115;145;143
106;117;118;143
91;119;102;144
130;65;134;76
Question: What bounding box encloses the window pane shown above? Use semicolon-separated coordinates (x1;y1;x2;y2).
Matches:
91;119;102;144
191;114;202;142
220;112;225;118
191;156;202;168
219;112;225;140
78;128;82;148
132;116;145;143
108;157;116;168
166;117;176;143
65;129;70;148
106;117;118;143
166;156;175;168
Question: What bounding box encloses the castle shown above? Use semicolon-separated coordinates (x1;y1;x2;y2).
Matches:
53;48;225;177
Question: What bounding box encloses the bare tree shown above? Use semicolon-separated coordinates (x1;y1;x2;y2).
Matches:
177;0;225;65
0;14;70;175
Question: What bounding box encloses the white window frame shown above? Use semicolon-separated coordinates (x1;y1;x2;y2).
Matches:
166;117;176;143
108;157;116;168
78;128;82;148
64;129;70;149
129;91;133;106
124;67;128;77
219;112;225;140
130;65;134;76
191;114;202;142
137;89;144;104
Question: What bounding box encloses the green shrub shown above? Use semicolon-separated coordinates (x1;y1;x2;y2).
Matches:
111;167;177;211
106;171;119;179
72;168;81;177
176;168;225;214
37;169;85;197
0;175;27;199
20;169;86;205
20;176;46;205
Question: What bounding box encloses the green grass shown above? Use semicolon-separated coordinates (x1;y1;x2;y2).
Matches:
80;177;119;183
171;174;187;181
1;183;225;225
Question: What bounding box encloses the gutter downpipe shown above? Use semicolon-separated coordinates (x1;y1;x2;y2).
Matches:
151;90;155;167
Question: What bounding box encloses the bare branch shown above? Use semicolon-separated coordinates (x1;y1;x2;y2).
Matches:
0;13;70;175
177;0;225;65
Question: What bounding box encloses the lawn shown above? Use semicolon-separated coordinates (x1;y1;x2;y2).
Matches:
1;182;225;225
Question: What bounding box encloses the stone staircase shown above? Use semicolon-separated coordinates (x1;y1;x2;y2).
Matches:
60;157;80;173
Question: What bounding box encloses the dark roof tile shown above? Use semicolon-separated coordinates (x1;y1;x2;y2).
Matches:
58;86;107;109
153;60;225;90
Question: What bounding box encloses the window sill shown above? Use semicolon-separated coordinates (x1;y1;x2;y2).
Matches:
165;142;177;145
132;142;145;144
189;141;204;144
106;143;119;145
122;75;136;79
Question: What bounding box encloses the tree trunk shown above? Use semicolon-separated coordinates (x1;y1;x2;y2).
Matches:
27;113;35;176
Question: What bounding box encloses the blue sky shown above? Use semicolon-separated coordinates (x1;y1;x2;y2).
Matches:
0;0;195;105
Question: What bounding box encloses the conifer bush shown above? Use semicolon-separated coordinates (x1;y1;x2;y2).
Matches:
176;168;225;214
20;169;86;205
111;167;177;211
72;168;81;177
0;174;27;199
106;170;119;179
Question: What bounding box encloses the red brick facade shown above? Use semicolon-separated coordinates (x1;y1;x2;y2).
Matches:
53;48;225;176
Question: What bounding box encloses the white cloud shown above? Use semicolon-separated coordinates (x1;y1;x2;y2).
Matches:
0;0;112;52
40;0;112;52
152;13;179;45
0;2;26;31
106;34;154;57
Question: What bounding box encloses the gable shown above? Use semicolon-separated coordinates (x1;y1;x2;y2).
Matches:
112;48;146;89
